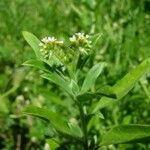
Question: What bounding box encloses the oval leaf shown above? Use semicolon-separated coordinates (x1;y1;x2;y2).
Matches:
22;31;42;60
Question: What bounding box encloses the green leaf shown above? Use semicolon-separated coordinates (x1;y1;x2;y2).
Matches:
23;59;50;72
97;85;117;98
77;92;102;104
38;88;72;108
41;72;74;96
81;62;106;93
93;57;150;112
92;33;102;47
22;31;62;66
112;57;150;99
92;97;116;113
23;105;83;138
69;79;80;95
46;138;59;150
100;124;150;146
22;31;42;60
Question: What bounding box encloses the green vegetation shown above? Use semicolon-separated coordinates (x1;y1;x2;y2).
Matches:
0;0;150;149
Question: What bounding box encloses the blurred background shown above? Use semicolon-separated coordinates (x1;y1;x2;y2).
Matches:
0;0;150;149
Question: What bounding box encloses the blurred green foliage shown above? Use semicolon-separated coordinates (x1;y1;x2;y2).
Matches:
0;0;150;149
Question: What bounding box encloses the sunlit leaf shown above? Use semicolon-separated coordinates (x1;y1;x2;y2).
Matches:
81;62;106;93
22;31;42;60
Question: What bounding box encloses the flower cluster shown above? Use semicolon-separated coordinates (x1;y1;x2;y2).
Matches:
69;32;91;55
69;33;90;46
39;36;64;60
40;36;64;49
39;32;92;62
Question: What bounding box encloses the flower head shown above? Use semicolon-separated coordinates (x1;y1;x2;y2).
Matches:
69;32;91;46
39;36;64;49
39;36;64;60
69;32;92;55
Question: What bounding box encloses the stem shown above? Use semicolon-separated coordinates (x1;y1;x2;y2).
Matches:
0;86;18;98
77;101;88;150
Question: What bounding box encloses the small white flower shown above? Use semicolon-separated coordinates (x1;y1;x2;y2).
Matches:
69;32;91;45
40;36;64;48
69;35;76;42
47;36;56;42
69;32;92;55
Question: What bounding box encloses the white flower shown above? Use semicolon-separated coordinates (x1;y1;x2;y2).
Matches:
39;36;64;49
41;36;56;43
69;35;76;42
69;32;91;45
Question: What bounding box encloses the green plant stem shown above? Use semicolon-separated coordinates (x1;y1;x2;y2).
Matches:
76;101;88;150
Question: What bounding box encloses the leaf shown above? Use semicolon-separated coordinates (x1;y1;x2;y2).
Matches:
22;31;42;60
112;57;150;99
93;57;150;112
23;105;83;138
41;72;74;96
76;55;89;70
100;124;150;146
92;33;102;47
22;31;62;66
77;92;102;104
38;88;72;108
69;79;79;95
23;59;50;72
97;85;116;98
92;97;116;113
81;62;106;93
46;138;60;150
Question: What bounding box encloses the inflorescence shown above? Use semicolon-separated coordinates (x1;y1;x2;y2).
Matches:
39;32;92;63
